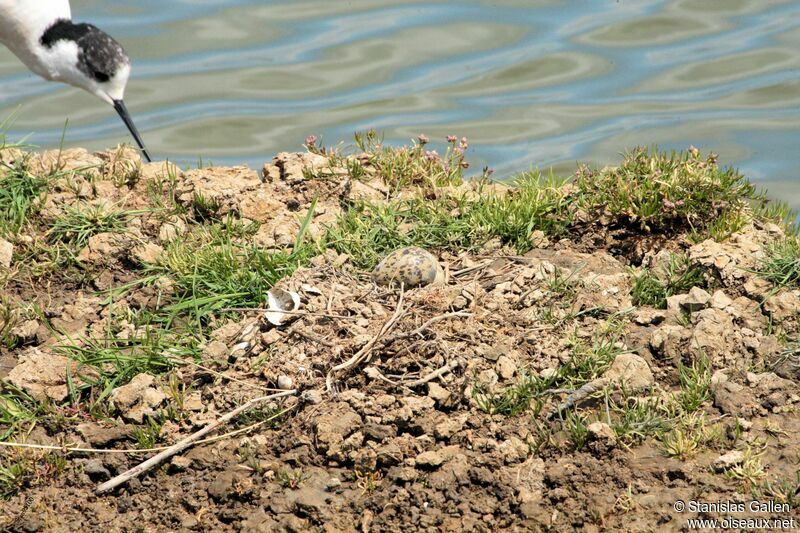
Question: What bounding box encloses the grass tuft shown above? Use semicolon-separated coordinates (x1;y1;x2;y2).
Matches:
47;203;135;249
756;237;800;290
631;253;705;309
677;353;712;412
327;172;571;269
574;146;755;235
0;161;49;234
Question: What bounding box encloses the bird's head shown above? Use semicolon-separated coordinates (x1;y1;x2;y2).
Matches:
39;20;151;161
76;37;132;106
40;20;131;103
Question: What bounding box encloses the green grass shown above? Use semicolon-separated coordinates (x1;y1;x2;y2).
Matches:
756;237;800;290
753;469;800;507
132;417;163;449
676;353;712;412
327;144;774;272
557;324;626;389
327;171;571;269
41;208;319;413
142;213;318;326
473;372;549;417
277;468;308;489
145;167;186;219
574;145;756;235
604;390;670;444
56;331;192;413
473;317;718;455
0;160;49;234
326;193;475;270
308;130;478;192
631;253;706;308
0;447;66;500
564;411;590;450
473;321;625;416
0;386;39;441
48;203;136;249
0;297;17;349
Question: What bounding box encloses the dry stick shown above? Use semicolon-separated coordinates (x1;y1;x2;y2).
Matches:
0;441;157;454
366;358;463;389
168;358;267;391
405;358;463;387
288;327;335;348
452;260;493;278
363;367;409;390
95;389;297;494
220;307;353;320
382;311;471;344
0;406;293;455
325;290;406;393
545;378;609;420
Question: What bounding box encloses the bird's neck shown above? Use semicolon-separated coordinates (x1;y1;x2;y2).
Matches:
0;0;71;42
0;0;72;63
0;4;70;79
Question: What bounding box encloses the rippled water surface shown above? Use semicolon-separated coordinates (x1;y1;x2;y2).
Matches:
1;1;799;200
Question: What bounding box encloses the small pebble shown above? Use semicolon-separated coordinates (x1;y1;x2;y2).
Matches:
277;375;294;390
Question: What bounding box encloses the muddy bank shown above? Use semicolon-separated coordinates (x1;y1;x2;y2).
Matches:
0;142;799;531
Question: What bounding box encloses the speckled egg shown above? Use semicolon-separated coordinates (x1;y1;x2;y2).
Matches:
372;247;445;288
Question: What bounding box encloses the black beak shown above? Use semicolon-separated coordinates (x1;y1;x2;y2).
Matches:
113;99;152;163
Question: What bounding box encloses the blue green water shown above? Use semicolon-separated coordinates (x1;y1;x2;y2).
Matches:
1;1;798;201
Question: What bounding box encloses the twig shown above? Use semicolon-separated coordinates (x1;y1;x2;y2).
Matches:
546;378;609;419
452;260;493;278
95;389;297;494
0;441;156;454
4;493;33;531
364;358;462;388
167;357;266;391
405;358;463;387
382;312;471;345
289;327;335;348
326;290;405;392
0;407;293;456
363;367;410;390
220;308;352;320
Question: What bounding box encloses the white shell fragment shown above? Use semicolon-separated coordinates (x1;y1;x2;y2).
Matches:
276;375;294;390
372;246;445;288
264;288;301;326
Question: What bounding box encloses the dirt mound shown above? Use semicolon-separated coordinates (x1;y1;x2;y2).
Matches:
0;142;798;531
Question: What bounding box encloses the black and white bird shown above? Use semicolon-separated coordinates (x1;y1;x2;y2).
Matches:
0;0;152;161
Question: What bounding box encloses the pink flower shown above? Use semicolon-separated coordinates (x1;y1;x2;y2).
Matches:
446;135;457;143
418;134;430;145
305;135;317;147
425;150;440;161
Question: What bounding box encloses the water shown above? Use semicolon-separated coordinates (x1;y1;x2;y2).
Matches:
1;0;798;201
